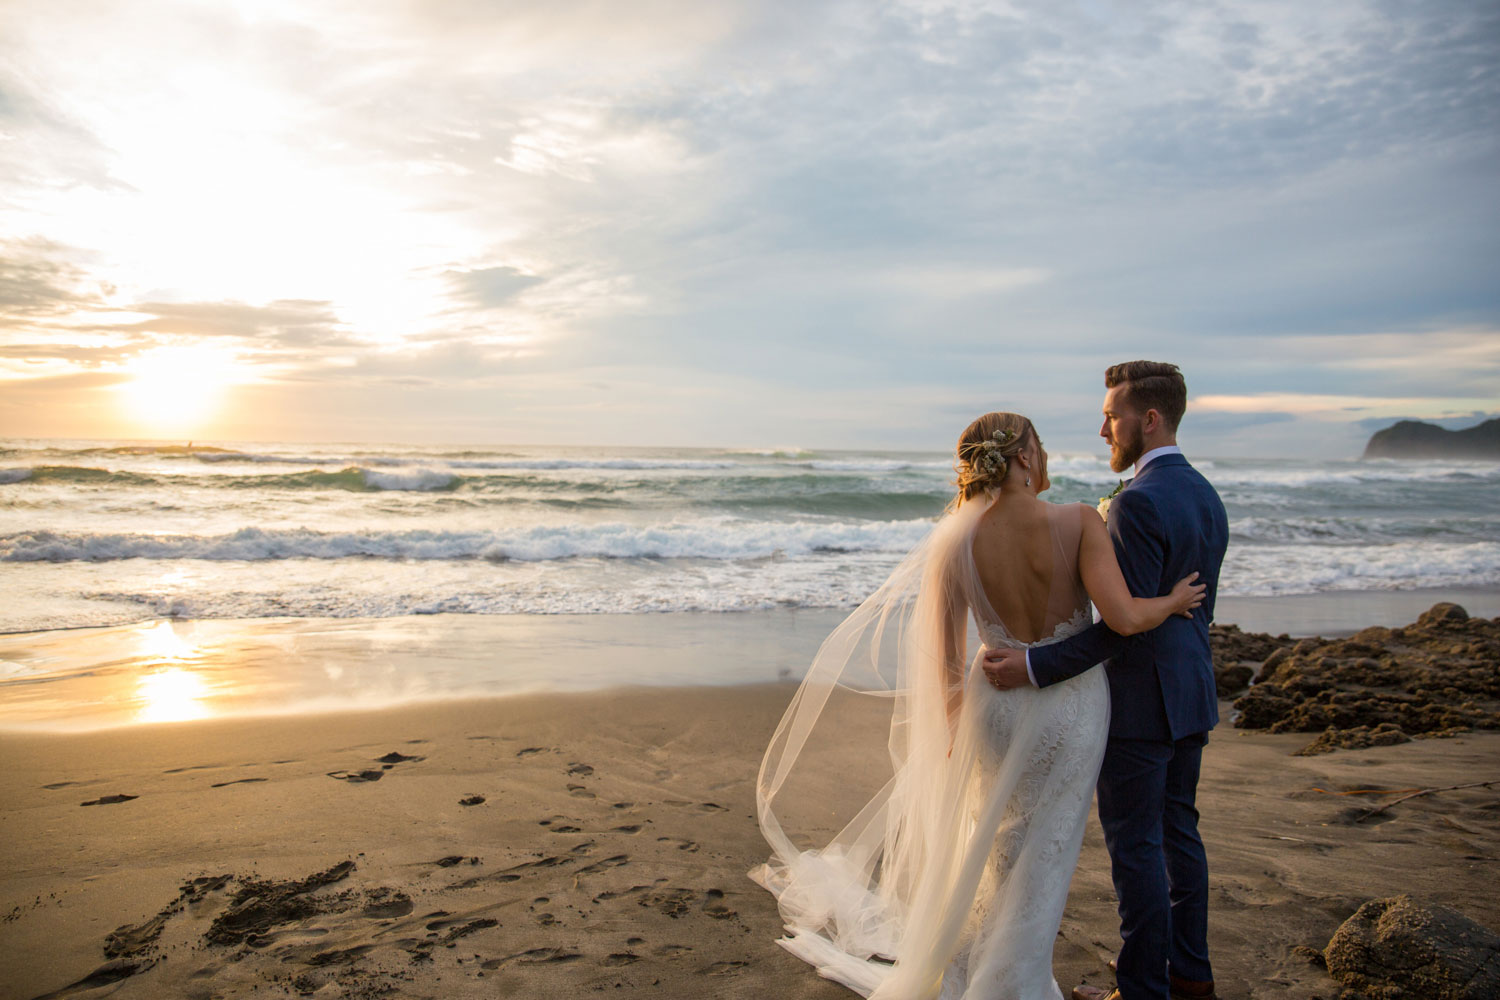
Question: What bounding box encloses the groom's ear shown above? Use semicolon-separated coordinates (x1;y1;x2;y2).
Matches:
1142;407;1163;433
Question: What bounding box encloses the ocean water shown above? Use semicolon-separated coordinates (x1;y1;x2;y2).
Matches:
3;439;1499;635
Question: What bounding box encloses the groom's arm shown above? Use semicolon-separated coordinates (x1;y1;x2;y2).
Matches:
1027;490;1167;688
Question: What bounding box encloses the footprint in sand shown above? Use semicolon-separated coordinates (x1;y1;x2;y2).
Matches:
656;836;699;853
480;948;581;970
516;747;550;758
425;916;499;945
459;795;486;806
663;800;728;813
211;778;268;788
375;751;425;764
639;888;696;918
567;784;596;799
613;824;643;834
305;944;375;967
655;943;693;959
80;794;138;807
602;952;641;966
432;856;481;868
566;762;595;777
360;894;414;919
43;781;81;790
327;770;384;783
701;960;751;975
576;855;631;876
701;888;735;919
611;801;634;810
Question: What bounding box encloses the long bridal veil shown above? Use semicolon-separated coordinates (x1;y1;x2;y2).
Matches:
753;495;1097;1000
752;495;977;997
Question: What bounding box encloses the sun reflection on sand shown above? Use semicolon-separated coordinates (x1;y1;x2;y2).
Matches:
136;668;211;723
134;621;212;723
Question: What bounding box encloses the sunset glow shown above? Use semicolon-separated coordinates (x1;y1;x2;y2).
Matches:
118;346;243;433
0;0;1493;454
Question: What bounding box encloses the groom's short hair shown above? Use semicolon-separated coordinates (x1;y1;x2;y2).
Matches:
1105;360;1186;431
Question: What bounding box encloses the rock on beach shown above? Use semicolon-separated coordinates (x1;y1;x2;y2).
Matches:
1324;895;1500;1000
1226;604;1500;755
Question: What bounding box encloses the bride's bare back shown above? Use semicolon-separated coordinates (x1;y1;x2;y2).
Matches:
971;498;1088;644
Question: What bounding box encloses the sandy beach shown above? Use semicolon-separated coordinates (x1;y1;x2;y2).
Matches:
3;645;1498;999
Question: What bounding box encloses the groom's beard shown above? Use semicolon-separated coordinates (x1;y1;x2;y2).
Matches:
1109;428;1144;473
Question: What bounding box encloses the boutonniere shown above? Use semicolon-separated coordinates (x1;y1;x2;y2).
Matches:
1097;480;1125;522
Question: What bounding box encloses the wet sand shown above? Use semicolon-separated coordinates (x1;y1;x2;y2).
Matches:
2;680;1497;999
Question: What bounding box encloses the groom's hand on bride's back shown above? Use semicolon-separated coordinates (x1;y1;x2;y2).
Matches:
982;648;1032;690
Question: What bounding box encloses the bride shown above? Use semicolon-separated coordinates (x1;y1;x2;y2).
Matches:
752;412;1204;1000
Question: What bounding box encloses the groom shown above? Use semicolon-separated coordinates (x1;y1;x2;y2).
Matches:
984;361;1228;1000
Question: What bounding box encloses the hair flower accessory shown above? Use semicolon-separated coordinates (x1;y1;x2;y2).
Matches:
973;427;1015;477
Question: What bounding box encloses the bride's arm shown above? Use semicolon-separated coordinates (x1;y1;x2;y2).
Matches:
1079;505;1203;635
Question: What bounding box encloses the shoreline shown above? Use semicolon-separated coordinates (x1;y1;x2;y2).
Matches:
2;587;1498;733
2;684;1495;1000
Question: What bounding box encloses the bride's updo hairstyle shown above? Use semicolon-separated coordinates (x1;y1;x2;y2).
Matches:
953;411;1035;507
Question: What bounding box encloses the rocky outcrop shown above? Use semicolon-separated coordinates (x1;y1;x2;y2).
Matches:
1209;623;1294;698
1362;418;1500;460
1324;896;1500;999
1230;604;1500;754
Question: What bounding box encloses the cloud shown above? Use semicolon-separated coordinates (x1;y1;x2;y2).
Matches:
444;266;545;309
0;237;105;318
0;0;1496;452
113;299;356;347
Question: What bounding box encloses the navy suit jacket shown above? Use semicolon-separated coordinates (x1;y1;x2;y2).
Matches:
1029;453;1228;741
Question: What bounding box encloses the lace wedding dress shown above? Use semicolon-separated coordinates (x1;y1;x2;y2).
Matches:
753;499;1109;1000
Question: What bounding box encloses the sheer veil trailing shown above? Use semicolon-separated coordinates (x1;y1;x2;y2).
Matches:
752;494;1101;1000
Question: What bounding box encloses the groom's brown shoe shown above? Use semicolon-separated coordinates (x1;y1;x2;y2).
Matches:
1170;976;1217;1000
1071;988;1121;1000
1091;964;1217;1000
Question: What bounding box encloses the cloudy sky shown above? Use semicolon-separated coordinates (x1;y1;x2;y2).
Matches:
2;0;1496;456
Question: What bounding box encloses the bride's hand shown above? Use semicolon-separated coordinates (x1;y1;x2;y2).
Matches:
1171;572;1206;618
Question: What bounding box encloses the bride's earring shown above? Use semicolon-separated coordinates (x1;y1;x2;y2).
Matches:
1025;476;1032;487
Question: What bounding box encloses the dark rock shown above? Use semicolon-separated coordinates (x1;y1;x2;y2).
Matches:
1215;664;1254;698
1233;606;1500;752
1361;418;1500;460
1324;895;1500;999
1294;723;1411;756
1418;603;1470;628
1257;646;1293;684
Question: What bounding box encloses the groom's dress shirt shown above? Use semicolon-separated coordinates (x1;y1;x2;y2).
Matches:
1133;444;1181;471
1023;444;1185;685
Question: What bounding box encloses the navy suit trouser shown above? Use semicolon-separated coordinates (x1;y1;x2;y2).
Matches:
1096;732;1212;999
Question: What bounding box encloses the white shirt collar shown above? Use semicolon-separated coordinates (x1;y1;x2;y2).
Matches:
1135;445;1182;475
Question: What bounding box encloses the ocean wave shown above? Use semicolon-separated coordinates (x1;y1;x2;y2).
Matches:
193;452;742;471
0;465;159;487
1229;515;1499;545
1224;540;1500;597
0;518;936;564
802;459;951;473
257;467;460;491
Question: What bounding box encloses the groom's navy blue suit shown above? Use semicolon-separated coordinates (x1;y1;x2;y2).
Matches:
1029;452;1228;1000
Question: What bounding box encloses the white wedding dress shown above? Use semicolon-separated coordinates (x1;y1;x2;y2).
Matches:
753;499;1109;1000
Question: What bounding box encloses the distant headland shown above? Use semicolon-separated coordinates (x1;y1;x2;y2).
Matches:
1361;418;1500;460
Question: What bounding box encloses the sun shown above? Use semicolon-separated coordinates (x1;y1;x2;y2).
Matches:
118;345;242;434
